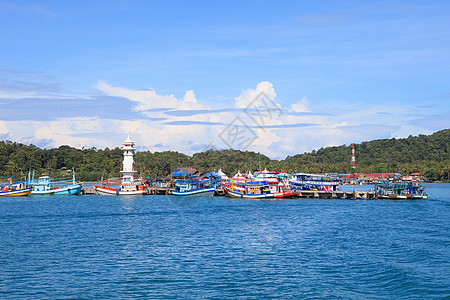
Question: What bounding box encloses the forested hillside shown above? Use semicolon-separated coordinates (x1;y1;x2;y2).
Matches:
0;129;449;181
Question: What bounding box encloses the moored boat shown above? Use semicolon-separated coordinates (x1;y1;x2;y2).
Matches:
0;177;32;197
376;181;427;200
222;172;274;199
254;170;299;198
171;185;216;196
28;169;83;195
170;169;221;196
289;173;339;192
405;182;428;199
94;178;148;196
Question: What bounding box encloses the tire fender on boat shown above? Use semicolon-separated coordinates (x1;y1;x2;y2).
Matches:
116;190;119;195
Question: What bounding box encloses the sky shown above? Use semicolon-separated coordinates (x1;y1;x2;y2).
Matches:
0;0;449;159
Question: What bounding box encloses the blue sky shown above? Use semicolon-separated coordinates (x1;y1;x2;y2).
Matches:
0;0;449;158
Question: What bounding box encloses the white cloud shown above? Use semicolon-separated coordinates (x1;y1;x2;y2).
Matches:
0;120;7;134
95;81;209;113
95;80;179;110
234;81;278;109
290;96;310;112
2;79;442;160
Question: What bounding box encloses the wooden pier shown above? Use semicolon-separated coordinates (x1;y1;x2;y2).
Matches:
147;187;173;195
295;190;377;200
81;186;376;199
81;188;96;195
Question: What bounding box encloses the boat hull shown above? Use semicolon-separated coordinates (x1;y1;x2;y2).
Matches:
170;187;216;196
31;183;83;195
273;191;299;198
0;187;32;197
224;187;274;199
94;185;147;196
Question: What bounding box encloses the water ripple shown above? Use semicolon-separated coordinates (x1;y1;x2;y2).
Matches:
0;184;449;298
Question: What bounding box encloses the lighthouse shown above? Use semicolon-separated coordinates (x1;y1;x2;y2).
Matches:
120;135;137;183
93;135;147;195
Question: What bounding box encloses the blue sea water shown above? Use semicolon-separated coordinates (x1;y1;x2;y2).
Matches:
0;184;449;299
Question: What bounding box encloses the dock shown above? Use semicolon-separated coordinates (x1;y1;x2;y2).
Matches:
81;186;376;199
81;187;175;195
295;190;377;200
81;188;96;195
147;187;173;195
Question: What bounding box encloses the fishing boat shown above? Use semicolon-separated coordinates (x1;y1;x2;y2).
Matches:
170;168;221;196
222;172;274;199
0;177;32;197
376;182;407;199
376;181;427;200
93;136;147;196
94;176;148;196
406;182;428;199
28;169;83;195
223;181;274;199
289;173;339;192
253;170;298;198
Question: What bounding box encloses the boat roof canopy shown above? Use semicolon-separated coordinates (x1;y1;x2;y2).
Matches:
292;172;331;177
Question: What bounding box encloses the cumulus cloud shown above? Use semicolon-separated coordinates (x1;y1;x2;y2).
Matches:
2;78;444;160
95;81;205;111
234;81;278;109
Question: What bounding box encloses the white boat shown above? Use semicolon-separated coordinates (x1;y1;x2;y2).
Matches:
94;182;147;196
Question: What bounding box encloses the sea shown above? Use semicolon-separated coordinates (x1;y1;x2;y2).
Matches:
0;183;449;299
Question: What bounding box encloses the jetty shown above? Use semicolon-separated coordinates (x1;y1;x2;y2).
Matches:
147;186;173;195
82;186;376;199
81;188;96;195
295;190;377;200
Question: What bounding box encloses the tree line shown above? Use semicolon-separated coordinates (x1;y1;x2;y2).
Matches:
0;129;449;182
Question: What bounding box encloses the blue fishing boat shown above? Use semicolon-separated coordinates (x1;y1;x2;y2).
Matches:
28;169;83;195
376;181;427;199
409;183;428;199
170;168;221;196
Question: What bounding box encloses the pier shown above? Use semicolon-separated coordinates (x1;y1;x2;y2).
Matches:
295;190;377;200
81;188;96;195
147;187;173;195
82;186;377;199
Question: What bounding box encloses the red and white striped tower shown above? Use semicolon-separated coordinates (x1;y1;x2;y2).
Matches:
351;144;356;169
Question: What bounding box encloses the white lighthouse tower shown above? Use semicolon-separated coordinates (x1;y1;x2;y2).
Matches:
120;134;137;184
93;135;147;195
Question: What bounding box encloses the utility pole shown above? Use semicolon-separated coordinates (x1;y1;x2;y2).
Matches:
352;144;356;199
351;144;356;170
